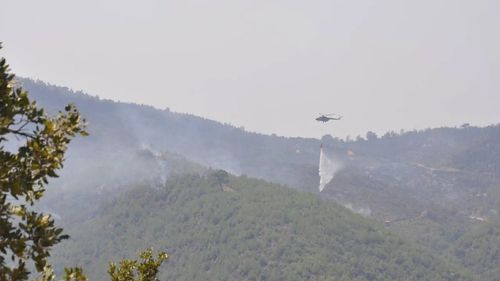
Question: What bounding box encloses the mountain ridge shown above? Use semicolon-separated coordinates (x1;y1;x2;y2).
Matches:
21;77;500;280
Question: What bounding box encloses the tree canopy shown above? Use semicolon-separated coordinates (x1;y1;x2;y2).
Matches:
0;43;168;281
0;42;88;280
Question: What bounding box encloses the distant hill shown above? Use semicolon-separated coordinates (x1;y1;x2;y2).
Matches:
51;171;474;281
20;78;320;191
318;126;500;279
21;78;500;280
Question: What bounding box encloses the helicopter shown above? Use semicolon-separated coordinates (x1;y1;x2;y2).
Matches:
315;113;342;123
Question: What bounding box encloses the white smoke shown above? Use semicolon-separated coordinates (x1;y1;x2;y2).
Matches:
344;203;372;217
140;144;169;187
318;146;343;192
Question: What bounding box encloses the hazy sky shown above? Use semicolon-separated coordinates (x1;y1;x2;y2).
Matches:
2;0;499;138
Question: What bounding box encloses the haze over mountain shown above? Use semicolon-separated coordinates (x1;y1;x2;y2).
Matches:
3;0;500;138
22;78;500;280
2;1;500;280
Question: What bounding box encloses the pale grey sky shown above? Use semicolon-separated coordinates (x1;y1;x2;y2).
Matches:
2;0;499;138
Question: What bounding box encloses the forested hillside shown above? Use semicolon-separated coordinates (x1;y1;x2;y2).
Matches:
450;218;500;281
52;172;474;281
22;78;500;280
20;78;320;190
21;77;500;194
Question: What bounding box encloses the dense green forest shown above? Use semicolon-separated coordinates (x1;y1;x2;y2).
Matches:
19;78;500;280
450;218;500;281
51;171;474;281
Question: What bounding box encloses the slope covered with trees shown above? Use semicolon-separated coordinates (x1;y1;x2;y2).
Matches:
51;171;474;281
20;78;500;280
19;78;320;191
450;218;500;281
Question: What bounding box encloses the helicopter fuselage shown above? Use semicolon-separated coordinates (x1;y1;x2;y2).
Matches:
316;115;341;122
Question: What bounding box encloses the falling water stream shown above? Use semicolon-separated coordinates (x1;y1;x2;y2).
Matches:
318;145;342;192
